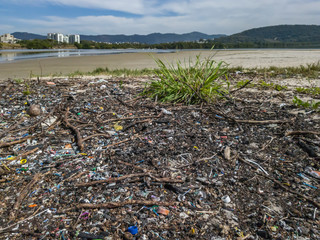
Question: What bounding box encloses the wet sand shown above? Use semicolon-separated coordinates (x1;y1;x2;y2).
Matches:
0;49;320;79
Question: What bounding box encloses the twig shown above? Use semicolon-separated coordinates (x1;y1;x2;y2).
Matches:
0;136;36;148
235;118;293;124
148;175;184;183
102;136;136;149
82;134;110;142
0;118;25;140
230;79;254;93
238;156;320;209
76;200;179;209
19;147;39;160
256;137;275;153
102;115;161;123
118;160;156;173
178;154;217;168
63;107;84;151
123;119;151;131
0;209;50;233
286;131;320;136
75;172;183;187
10;173;42;221
75;173;149;187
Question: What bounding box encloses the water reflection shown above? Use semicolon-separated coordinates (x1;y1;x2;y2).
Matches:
0;49;175;63
1;52;17;62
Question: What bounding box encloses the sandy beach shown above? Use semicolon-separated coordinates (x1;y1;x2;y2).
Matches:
0;49;320;79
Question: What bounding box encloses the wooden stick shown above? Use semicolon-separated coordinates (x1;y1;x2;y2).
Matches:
82;134;110;142
0;136;35;148
148;175;184;183
76;200;179;209
0;118;25;140
75;172;183;187
230;79;254;93
285;131;320;136
75;173;149;187
19;147;39;160
235;118;293;124
118;160;156;173
10;173;42;221
102;137;135;149
102;115;161;124
63;107;84;151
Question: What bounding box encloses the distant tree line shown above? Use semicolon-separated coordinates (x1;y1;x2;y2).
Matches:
2;38;319;50
18;39;74;49
75;40;320;49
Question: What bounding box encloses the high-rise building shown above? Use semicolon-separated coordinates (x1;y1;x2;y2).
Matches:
47;33;80;44
69;35;80;44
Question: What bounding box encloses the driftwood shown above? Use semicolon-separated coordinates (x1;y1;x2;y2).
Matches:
63;107;84;151
76;200;179;209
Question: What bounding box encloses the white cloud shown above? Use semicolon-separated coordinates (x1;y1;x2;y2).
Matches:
3;0;320;34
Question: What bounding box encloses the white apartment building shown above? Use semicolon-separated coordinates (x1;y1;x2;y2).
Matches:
69;34;80;44
0;33;17;43
47;33;80;44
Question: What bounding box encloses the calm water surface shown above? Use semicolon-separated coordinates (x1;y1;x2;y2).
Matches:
0;49;176;63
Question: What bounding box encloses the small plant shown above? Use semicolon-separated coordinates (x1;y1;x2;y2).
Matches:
235;79;255;88
258;80;287;91
14;78;24;84
91;67;109;74
293;96;320;110
142;54;229;104
295;87;320;96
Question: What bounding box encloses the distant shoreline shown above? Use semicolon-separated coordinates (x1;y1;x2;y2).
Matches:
0;49;320;79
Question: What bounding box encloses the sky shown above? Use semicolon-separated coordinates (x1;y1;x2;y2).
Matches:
0;0;319;36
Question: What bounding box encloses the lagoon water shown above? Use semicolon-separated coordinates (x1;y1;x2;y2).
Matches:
0;49;175;63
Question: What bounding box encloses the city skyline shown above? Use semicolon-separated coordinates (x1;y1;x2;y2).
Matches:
0;0;319;35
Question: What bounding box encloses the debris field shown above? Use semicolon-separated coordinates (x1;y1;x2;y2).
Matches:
0;75;319;240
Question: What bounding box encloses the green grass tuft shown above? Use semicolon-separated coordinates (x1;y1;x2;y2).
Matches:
141;55;230;104
293;96;320;110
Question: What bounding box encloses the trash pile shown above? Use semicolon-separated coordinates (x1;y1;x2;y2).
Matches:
0;76;319;239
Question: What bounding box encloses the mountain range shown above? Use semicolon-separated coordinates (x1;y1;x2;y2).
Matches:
11;25;320;44
11;32;225;44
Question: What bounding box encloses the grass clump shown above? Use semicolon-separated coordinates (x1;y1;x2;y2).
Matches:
142;55;230;104
258;80;287;91
293;96;320;110
295;87;320;96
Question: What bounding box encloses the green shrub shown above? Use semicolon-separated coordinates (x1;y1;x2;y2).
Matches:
142;55;230;104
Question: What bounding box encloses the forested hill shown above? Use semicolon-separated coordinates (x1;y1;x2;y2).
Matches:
217;25;320;43
11;32;225;44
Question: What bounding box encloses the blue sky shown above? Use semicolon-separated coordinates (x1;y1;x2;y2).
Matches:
0;0;319;35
